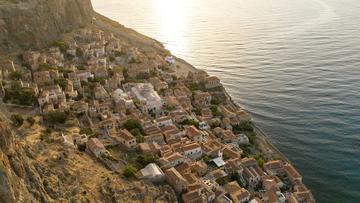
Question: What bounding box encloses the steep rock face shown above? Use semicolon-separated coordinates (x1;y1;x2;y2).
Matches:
0;123;35;203
0;0;93;54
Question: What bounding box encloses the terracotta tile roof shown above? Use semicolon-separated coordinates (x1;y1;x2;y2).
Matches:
225;181;250;203
182;142;201;152
118;129;135;141
284;164;302;180
186;126;203;139
87;138;105;150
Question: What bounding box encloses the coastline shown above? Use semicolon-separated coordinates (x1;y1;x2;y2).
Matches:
224;90;291;163
0;1;320;202
92;11;291;164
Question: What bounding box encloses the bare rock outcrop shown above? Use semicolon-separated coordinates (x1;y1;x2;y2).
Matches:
0;0;93;55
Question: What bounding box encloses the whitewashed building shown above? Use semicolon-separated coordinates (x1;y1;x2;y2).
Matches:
130;83;163;115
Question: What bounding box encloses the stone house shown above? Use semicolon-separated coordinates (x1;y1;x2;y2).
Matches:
193;91;212;108
116;129;137;149
86;138;108;158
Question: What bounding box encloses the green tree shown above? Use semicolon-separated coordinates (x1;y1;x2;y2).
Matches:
3;84;36;106
130;128;144;143
55;78;68;90
239;144;252;157
210;105;222;117
230;172;245;187
124;119;143;132
233;120;254;133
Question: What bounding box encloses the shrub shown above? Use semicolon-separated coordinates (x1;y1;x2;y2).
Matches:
76;47;83;57
129;128;140;136
230;172;241;182
74;93;83;101
114;50;125;57
202;155;211;164
80;127;93;135
180;119;199;128
129;58;137;64
211;97;221;105
210;105;222;117
26;117;35;126
187;82;206;91
233;120;254;133
210;120;221;128
247;132;257;144
78;144;86;151
239;144;252;157
44;111;68;125
164;104;176;115
65;117;78;126
88;77;106;85
113;66;124;73
40;128;53;143
192;108;201;116
136;155;155;168
109;55;115;62
10;114;24;127
53;40;69;53
165;105;176;112
9;71;23;81
135;72;150;80
230;172;245;187
255;155;265;168
38;63;55;71
123;165;137;178
135;135;144;143
130;128;144;143
216;178;227;186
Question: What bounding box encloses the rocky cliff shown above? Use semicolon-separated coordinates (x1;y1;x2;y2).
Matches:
0;0;93;55
0;121;176;203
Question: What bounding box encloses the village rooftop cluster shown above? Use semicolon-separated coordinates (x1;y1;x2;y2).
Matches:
0;27;315;203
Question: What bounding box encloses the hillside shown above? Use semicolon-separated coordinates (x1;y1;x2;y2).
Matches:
0;0;177;202
0;0;92;55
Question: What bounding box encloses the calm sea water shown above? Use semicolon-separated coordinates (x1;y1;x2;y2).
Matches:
91;0;360;202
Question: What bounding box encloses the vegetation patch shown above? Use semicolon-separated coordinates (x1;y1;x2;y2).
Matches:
3;84;36;106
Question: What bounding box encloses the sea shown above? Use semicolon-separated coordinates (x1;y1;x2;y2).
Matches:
91;0;360;202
